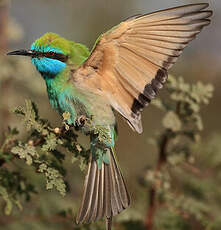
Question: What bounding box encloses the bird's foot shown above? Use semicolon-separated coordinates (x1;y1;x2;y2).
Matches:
75;115;87;130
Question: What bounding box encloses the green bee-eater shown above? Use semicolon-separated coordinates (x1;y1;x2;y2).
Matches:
7;3;212;229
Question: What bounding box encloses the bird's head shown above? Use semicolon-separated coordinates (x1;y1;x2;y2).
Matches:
7;33;73;77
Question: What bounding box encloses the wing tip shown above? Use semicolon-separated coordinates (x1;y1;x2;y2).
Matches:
132;3;211;21
206;10;213;19
199;2;209;8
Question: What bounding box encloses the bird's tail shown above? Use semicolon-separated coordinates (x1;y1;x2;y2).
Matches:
76;147;130;228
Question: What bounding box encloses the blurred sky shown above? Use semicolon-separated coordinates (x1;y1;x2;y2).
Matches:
7;0;221;180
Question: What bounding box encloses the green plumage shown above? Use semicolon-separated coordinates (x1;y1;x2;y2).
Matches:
33;33;90;67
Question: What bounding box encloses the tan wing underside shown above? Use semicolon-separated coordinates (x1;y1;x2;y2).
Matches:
74;3;212;133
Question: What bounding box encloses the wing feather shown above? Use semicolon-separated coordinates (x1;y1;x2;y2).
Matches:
72;3;212;133
128;34;194;43
133;20;210;31
132;3;209;23
134;11;212;26
126;37;187;50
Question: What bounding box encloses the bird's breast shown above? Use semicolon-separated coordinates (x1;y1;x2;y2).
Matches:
46;77;116;128
50;90;90;125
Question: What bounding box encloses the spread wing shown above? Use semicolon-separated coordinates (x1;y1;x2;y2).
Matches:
72;3;212;133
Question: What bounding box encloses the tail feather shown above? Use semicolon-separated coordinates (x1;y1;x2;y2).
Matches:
76;157;97;223
76;148;130;227
110;151;130;209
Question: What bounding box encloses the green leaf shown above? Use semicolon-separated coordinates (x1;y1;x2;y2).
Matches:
162;111;182;132
11;143;39;165
38;163;66;196
0;186;12;215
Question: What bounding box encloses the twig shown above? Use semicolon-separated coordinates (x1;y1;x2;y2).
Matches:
145;130;171;230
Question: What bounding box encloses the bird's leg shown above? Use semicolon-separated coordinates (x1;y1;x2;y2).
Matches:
75;115;87;131
78;115;87;126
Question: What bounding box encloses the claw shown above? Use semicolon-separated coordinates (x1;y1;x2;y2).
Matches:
75;115;87;129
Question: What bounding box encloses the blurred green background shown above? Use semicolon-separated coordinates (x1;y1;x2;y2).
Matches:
0;0;220;229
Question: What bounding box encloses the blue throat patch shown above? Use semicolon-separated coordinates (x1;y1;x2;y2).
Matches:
32;57;66;77
31;44;66;77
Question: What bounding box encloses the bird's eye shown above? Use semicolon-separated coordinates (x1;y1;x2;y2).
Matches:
48;51;55;57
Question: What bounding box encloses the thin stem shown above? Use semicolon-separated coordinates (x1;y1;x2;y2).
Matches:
145;130;171;230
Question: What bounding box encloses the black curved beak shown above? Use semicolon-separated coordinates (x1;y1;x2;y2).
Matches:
7;49;34;57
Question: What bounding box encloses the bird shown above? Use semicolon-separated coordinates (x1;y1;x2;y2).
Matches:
7;3;212;230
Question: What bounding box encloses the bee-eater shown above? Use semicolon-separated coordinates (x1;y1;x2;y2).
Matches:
7;3;212;229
